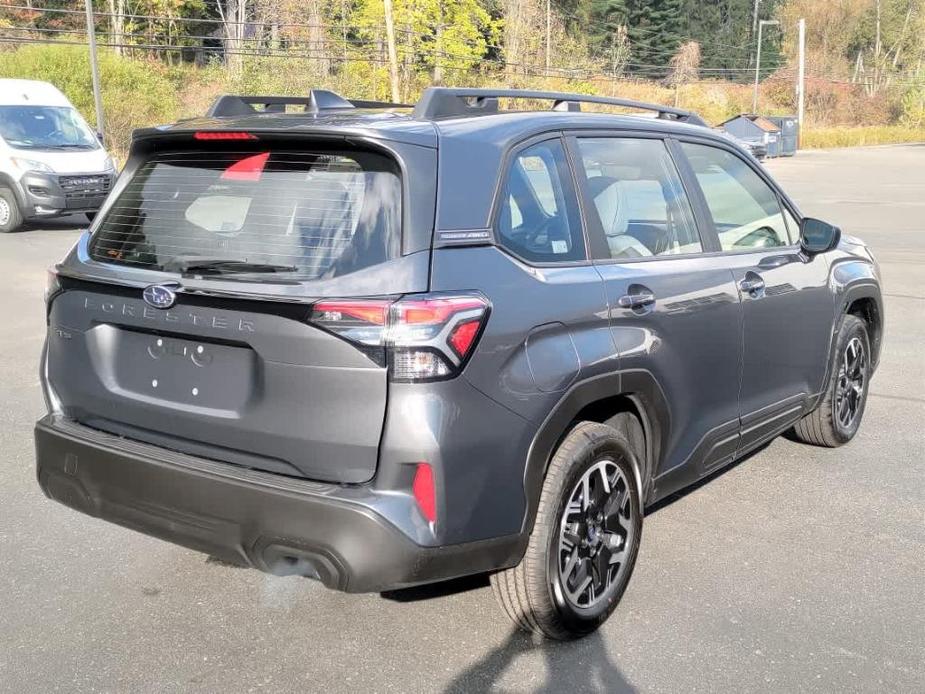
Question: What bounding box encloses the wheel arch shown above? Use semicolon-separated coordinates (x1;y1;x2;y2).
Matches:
521;369;671;535
0;172;27;210
845;294;883;370
831;258;883;370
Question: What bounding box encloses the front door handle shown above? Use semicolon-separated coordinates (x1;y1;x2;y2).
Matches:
739;275;766;295
618;292;656;309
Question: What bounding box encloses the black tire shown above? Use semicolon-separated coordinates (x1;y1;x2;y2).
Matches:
0;187;23;233
491;418;643;640
791;314;870;447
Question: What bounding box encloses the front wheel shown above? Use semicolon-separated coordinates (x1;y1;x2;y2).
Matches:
491;420;643;640
791;314;871;447
0;188;23;233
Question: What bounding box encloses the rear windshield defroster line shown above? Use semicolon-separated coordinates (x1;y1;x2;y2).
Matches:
88;149;402;281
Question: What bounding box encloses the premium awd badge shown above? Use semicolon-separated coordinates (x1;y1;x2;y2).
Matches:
142;283;179;310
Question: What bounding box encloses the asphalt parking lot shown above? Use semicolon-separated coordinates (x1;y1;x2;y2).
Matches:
1;145;923;693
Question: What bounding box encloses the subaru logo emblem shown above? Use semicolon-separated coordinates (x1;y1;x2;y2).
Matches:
143;283;178;310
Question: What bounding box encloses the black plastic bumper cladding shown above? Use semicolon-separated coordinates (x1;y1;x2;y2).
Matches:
35;416;523;592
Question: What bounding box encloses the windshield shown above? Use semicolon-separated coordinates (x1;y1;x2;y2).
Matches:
0;105;99;150
88;148;402;281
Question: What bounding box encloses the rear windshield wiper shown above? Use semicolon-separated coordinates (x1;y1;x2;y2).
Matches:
164;256;299;276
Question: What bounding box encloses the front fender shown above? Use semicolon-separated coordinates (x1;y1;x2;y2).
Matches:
830;255;884;370
0;171;27;210
807;254;884;416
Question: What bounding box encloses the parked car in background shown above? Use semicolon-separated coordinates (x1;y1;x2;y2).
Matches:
0;79;116;233
716;128;768;161
36;88;882;640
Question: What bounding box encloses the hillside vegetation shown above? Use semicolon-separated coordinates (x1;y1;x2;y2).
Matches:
1;0;924;156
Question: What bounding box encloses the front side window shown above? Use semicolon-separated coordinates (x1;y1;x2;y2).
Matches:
681;142;793;250
576;138;702;259
0;106;99;150
89;149;401;280
496;139;584;263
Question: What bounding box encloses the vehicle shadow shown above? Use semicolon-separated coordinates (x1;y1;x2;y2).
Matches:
645;440;772;515
444;628;636;694
386;441;776;603
9;215;88;234
380;573;490;602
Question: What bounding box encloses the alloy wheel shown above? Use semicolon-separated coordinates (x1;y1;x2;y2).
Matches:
0;198;10;227
835;336;867;429
555;458;636;610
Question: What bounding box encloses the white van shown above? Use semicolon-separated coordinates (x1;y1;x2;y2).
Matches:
0;79;116;232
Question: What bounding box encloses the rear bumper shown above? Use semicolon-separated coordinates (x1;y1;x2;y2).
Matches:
34;415;523;592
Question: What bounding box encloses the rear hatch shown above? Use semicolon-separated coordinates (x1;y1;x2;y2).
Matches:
46;136;433;483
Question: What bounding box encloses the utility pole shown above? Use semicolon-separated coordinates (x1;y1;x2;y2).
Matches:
752;19;779;113
797;18;806;146
545;0;551;75
84;0;105;141
382;0;400;103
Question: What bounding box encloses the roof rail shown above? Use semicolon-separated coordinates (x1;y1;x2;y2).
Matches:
412;87;708;126
206;90;412;118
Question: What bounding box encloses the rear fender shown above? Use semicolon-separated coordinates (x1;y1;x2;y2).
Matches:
520;369;670;534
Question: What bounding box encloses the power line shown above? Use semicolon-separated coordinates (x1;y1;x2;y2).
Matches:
0;23;788;77
6;7;917;88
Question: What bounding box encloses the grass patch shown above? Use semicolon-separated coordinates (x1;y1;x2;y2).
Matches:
802;126;925;149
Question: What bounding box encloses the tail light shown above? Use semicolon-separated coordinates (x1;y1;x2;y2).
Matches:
310;293;489;382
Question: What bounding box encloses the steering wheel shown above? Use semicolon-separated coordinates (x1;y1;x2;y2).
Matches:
512;216;559;254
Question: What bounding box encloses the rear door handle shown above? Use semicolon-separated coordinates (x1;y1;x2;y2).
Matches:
618;292;656;309
739;276;765;295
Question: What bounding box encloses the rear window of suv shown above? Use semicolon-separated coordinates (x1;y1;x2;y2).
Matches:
88;149;401;279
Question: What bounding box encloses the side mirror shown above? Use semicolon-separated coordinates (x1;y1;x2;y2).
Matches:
800;217;841;255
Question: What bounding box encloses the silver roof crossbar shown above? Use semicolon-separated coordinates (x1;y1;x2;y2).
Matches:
412;87;708;126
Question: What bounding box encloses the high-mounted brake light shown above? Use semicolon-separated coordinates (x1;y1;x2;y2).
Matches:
193;131;258;141
309;293;489;382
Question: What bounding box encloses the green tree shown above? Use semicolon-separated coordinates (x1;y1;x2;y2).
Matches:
625;0;684;76
587;0;628;55
352;0;499;95
682;0;753;74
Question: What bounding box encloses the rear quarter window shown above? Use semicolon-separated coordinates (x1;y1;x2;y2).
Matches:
89;149;401;280
495;139;585;263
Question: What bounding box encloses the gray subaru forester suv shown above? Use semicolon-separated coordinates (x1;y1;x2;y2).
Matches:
36;88;883;639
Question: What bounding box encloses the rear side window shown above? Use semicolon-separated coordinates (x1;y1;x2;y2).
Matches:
89;149;401;279
495;139;584;263
576;138;702;259
680;142;793;250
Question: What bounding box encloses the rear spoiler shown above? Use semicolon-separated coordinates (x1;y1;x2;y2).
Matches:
205;90;412;117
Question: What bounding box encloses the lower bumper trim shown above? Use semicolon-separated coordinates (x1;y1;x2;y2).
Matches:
35;416;524;592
